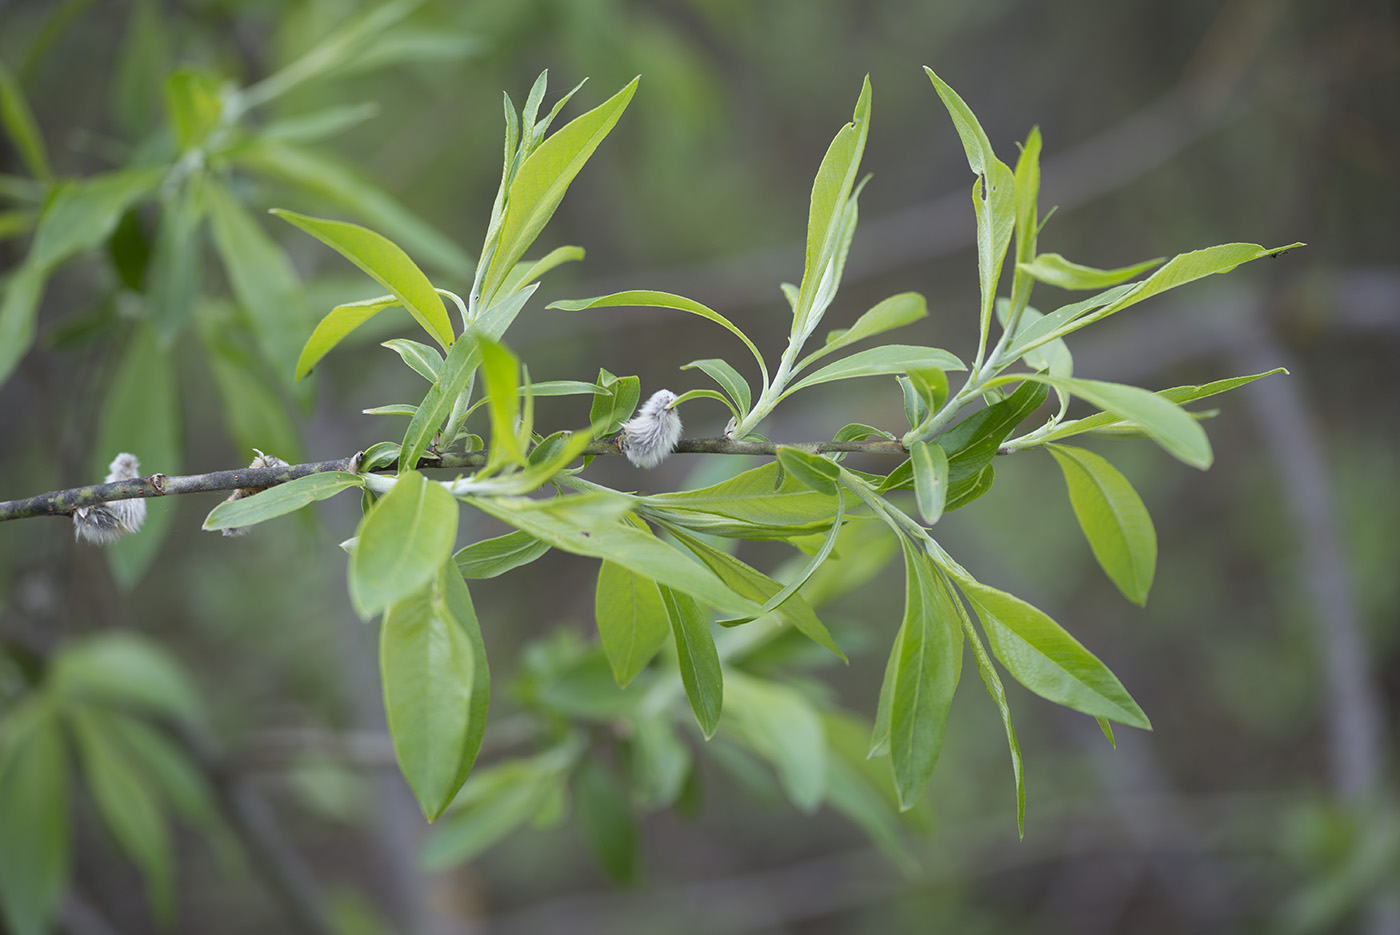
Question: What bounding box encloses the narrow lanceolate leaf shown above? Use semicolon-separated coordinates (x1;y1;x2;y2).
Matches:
662;586;724;738
953;574;1150;728
203;471;363;531
1018;253;1164;290
955;592;1025;836
1092;242;1304;322
925;67;995;176
0;56;52;181
972;160;1017;347
551;290;769;387
0;702;69;935
272;209;454;349
455;529;551;579
296;294;400;379
887;543;964;811
782;344;966;398
723;672;828;812
1047;444;1157;605
478;336;526;469
479;78;639;306
683;358;752;416
68;707;174;921
382;338;443;382
595;561;670;687
796;291;928;373
1012;374;1211;469
350;472;459;618
574;757;640;884
399;326;489;475
909;440;948;526
381;561;490;821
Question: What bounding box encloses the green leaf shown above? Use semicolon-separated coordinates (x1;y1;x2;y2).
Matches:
1047;444;1157;604
1018;253;1164;290
381;561;490;820
272;209;453;348
30;167;165;271
500;244;585;296
630;714;691;809
662;585;724;738
420;755;567;869
574;757;639;884
792;77;871;336
954;574;1150;728
972;160;1017;347
349;471;459;618
398;327;487;475
1038;369;1287;442
909;440;948;525
1009;126;1042;315
255;102;380;144
957;592;1025;836
595;561;670;688
0;702;69;935
775;447;840;495
664;525;845;661
924;67;995;176
163;68;223;152
95;324;181;588
887;543;963;810
206;183;304;385
237;141;474;276
382;338;442;382
644;462;840;537
203;471;363;532
0;56;51;181
683;357;752;415
455;529;551;579
149;180;205;342
470;496;761;618
1093;242;1305;321
722;672;827;812
823;717;918;870
523;379;603;397
479;78;639;306
551;290;769;387
203;327;305;464
0;262;45;387
1010;374;1211;469
68;706;174;920
478;336;526;469
588;370;641;437
797;291;928;373
101;715;219;831
50;632;203;723
296;294;399;380
782;344;965;398
1005;283;1136;360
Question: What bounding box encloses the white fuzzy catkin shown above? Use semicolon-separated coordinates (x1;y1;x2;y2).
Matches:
619;390;682;468
219;449;291;537
73;453;147;546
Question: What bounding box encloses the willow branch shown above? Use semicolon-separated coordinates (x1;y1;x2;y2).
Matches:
0;437;911;523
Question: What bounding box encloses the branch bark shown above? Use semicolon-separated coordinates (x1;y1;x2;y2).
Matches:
0;438;910;524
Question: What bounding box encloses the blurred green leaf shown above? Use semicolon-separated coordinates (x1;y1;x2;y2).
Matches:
1047;444;1157;604
32;168;165;271
163;68;223;152
349;471;458;618
0;262;45;387
782;344;965;398
910;440;948;525
203;471;362;532
273;209;453;349
956;574;1150;728
102;714;220;831
95;323;181;587
0;701;69;935
455;529;551;579
50;632;203;723
0;56;51;181
1018;252;1164;290
150;178;205;342
204;327;305;464
238;142;474;276
68;706;174;921
574;756;639;884
381;561;490;820
206;182;305;385
662;585;723;738
479;77;638;306
420;753;569;869
722;672;827;812
256;102;380;145
552;290;769;387
595;560;669;688
110;0;168;137
630;714;691;809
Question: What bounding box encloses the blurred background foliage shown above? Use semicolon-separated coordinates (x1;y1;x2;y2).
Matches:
0;0;1396;933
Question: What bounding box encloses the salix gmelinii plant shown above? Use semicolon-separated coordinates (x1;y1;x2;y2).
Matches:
189;67;1297;863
